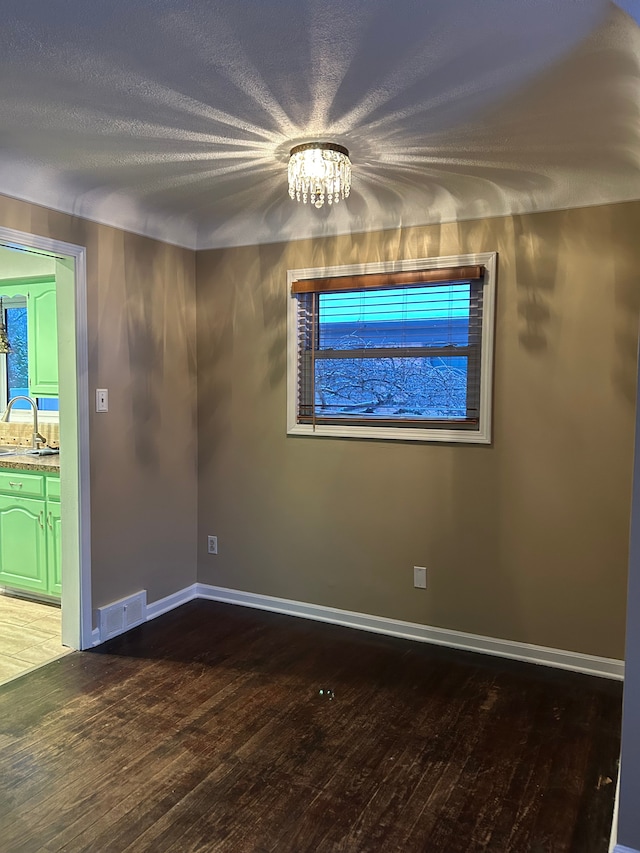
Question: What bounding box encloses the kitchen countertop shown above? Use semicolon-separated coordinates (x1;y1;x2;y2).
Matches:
0;452;60;473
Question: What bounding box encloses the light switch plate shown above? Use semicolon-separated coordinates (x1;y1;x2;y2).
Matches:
96;388;109;412
413;566;427;589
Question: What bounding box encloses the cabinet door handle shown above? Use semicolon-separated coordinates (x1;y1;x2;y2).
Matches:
47;512;53;530
8;481;23;488
38;510;44;529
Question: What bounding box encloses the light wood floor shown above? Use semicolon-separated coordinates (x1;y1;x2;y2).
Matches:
0;600;622;852
0;592;69;685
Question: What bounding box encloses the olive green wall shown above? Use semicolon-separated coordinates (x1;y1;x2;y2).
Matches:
0;193;198;611
196;202;640;660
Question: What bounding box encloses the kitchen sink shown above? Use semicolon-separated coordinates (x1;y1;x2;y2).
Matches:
0;446;59;456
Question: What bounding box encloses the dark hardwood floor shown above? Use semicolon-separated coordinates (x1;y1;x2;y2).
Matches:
0;600;621;853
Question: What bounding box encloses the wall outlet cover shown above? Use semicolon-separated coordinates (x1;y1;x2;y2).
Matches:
413;566;427;589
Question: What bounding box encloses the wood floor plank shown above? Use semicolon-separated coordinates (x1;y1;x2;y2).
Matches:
0;600;622;853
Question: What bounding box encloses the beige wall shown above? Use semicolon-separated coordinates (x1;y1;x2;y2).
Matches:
196;202;640;660
0;194;198;610
1;189;635;657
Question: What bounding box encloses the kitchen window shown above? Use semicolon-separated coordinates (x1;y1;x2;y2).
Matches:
0;296;59;420
287;253;496;443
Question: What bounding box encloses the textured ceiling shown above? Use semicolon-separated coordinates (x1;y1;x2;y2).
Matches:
0;0;638;250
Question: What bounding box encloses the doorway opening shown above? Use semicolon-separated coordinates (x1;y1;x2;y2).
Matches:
0;226;91;685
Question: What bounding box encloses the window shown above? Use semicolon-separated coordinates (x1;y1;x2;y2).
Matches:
287;253;496;443
0;296;59;419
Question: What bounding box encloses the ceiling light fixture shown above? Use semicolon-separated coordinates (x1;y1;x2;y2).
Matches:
288;142;351;208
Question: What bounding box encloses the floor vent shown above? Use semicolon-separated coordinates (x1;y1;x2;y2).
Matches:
96;591;147;642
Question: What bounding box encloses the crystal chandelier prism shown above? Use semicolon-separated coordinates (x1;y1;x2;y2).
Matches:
288;142;351;208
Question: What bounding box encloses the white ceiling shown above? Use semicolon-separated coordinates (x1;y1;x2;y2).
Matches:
0;0;638;250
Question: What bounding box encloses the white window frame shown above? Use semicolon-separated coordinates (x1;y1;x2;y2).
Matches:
287;252;497;444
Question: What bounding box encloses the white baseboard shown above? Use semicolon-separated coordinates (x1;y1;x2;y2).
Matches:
146;583;198;621
195;583;624;680
91;582;624;680
613;845;640;853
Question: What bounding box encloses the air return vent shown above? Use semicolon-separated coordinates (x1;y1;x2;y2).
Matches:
96;591;147;642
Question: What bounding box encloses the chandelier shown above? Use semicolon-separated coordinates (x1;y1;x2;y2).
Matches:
288;142;351;208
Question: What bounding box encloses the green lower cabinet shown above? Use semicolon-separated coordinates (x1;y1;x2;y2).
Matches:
0;494;48;595
47;500;62;596
0;471;61;599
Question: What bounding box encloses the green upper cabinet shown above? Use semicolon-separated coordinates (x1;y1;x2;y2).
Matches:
27;281;58;397
0;276;59;399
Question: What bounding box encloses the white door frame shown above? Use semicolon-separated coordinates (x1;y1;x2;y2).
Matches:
0;225;92;650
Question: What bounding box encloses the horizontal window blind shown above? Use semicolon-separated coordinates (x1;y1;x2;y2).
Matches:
295;271;484;428
291;265;484;294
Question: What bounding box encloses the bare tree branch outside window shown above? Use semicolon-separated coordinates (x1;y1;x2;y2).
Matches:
314;333;467;420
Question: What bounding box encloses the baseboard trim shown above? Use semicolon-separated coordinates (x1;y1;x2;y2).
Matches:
613;845;640;853
146;584;198;621
195;583;624;680
95;583;623;680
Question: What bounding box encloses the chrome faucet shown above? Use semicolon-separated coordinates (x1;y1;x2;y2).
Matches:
0;396;46;449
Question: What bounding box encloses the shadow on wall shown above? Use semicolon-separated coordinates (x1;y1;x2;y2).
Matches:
447;210;560;355
612;203;640;406
258;242;290;393
124;235;164;468
123;233;197;469
510;203;640;406
196;249;236;470
512;213;559;353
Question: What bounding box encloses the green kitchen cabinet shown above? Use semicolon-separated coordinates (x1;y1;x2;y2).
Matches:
0;470;60;599
0;276;59;398
27;281;59;397
46;499;62;597
0;494;48;595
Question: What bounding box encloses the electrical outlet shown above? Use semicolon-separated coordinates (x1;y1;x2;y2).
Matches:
413;566;427;589
207;535;218;555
